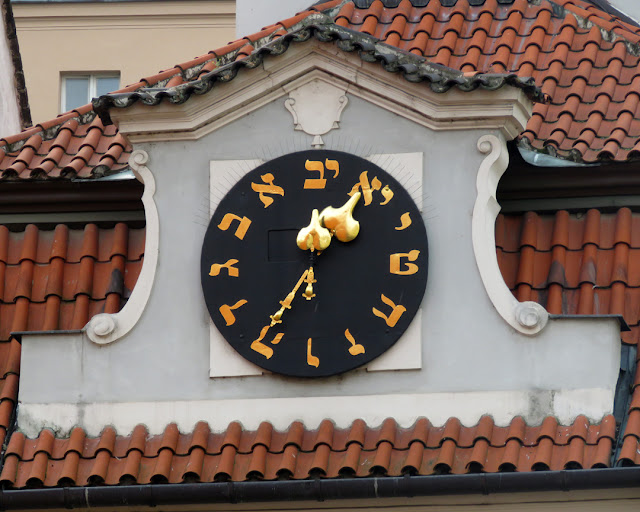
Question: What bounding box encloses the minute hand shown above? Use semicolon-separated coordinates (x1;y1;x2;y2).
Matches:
269;269;309;327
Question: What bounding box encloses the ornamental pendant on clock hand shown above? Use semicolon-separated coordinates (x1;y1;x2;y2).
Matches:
295;190;361;300
251;192;362;359
272;191;361;325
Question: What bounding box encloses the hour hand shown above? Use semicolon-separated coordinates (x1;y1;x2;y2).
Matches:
319;192;361;243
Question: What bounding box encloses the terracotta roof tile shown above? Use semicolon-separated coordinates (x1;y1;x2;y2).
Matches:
0;223;144;459
0;413;618;488
27;0;640;177
68;0;640;163
497;207;640;358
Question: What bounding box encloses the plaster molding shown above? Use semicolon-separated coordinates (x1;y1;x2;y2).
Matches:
112;42;532;144
472;135;549;335
13;1;235;28
209;153;424;378
85;150;159;344
17;386;614;437
283;76;349;147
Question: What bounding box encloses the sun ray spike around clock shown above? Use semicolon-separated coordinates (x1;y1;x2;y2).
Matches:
202;151;428;378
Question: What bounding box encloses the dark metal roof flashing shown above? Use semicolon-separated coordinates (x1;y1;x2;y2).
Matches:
3;469;640;510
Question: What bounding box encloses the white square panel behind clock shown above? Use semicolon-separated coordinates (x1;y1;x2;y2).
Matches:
208;152;424;378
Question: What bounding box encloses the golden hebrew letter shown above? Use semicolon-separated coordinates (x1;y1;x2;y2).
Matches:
345;329;365;356
307;338;319;367
218;214;252;240
390;250;420;276
348;171;381;206
380;185;393;206
251;325;283;359
219;299;248;326
325;159;339;178
209;259;239;277
251;173;285;208
372;294;406;327
304;160;327;189
395;212;412;231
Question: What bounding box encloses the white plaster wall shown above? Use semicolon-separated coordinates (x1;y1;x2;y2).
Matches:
608;0;640;23
0;14;21;138
236;0;315;37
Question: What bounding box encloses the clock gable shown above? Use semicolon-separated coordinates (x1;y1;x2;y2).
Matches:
16;31;621;437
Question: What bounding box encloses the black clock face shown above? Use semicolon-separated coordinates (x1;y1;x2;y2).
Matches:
201;150;428;378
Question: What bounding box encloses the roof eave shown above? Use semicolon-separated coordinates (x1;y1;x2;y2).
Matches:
92;17;546;126
5;468;640;510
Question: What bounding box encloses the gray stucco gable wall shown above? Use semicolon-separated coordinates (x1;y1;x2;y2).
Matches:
16;87;622;436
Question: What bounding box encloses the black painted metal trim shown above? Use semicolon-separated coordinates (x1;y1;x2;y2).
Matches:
0;179;143;215
498;143;640;205
2;469;640;510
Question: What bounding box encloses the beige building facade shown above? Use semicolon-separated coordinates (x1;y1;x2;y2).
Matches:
11;0;235;124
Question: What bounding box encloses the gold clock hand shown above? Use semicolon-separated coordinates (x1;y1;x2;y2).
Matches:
295;192;362;301
303;266;316;300
319;191;361;243
269;268;309;326
296;209;331;252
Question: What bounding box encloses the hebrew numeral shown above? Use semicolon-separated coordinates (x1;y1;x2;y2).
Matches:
209;259;239;277
348;171;381;206
218;214;252;240
345;329;365;356
219;300;248;326
251;173;284;208
307;338;319;367
304;159;340;189
251;325;284;359
395;212;412;231
372;294;406;327
390;250;420;276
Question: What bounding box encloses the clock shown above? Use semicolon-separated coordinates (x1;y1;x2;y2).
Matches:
201;150;428;378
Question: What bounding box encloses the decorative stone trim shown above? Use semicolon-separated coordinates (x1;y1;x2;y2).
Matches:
472;135;549;335
284;76;349;147
17;387;614;437
85;150;159;344
111;42;534;144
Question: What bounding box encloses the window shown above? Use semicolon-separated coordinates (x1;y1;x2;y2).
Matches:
61;74;120;113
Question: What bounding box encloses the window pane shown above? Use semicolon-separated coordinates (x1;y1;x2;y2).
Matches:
64;77;89;112
95;76;120;97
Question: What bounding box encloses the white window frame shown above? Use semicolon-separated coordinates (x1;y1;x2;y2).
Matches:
60;73;120;113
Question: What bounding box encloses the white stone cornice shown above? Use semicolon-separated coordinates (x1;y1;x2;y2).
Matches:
111;40;533;143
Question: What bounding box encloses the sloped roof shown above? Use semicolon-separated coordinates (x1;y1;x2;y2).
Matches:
0;416;617;487
0;224;144;339
2;209;640;487
0;109;129;181
0;223;144;464
497;208;640;465
12;0;640;179
1;0;638;168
